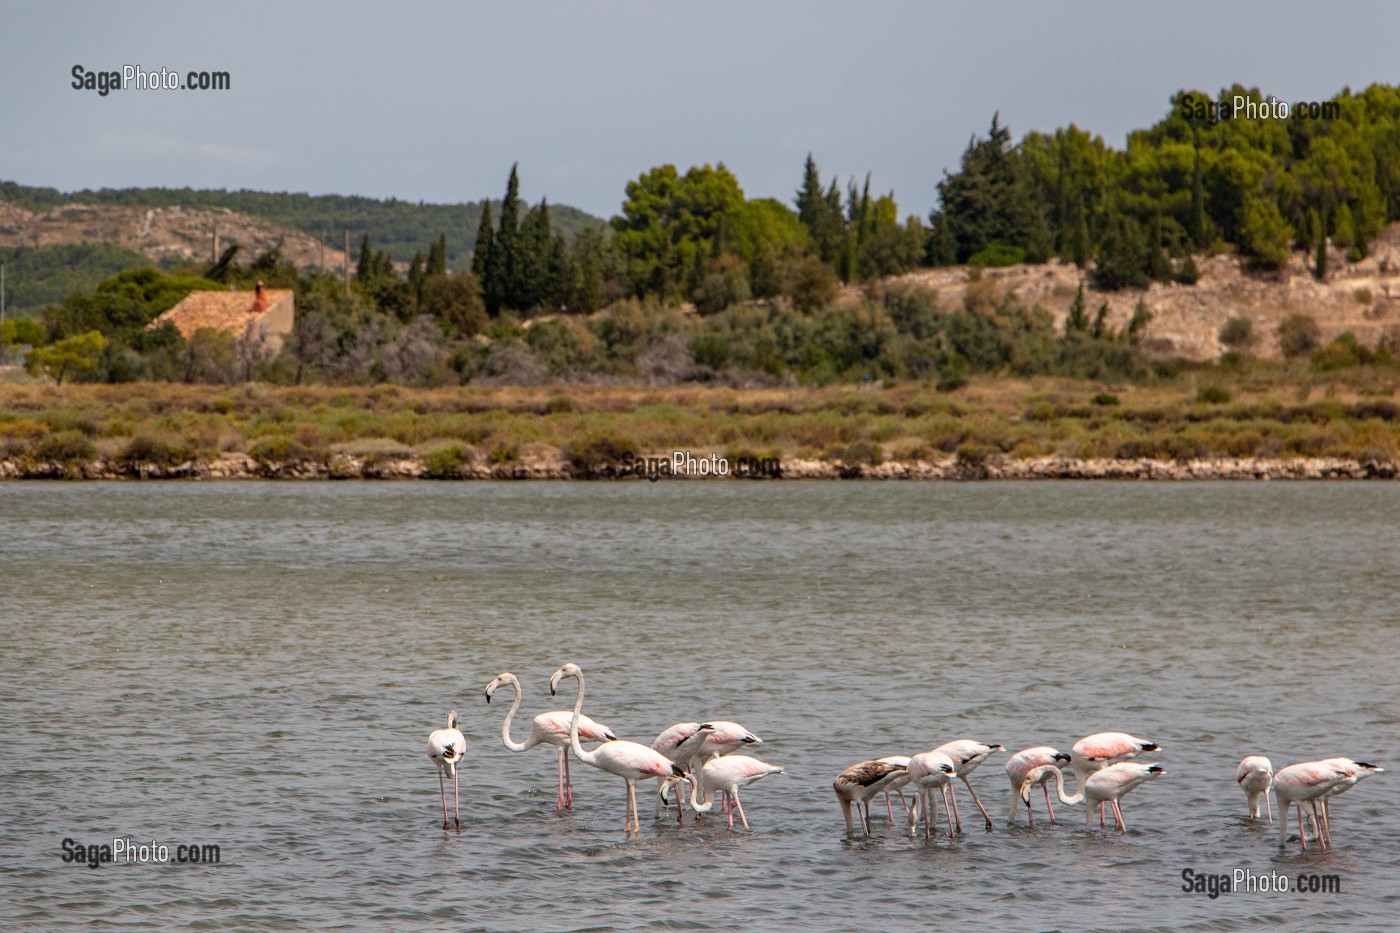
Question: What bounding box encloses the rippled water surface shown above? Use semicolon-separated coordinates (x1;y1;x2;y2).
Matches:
2;481;1397;931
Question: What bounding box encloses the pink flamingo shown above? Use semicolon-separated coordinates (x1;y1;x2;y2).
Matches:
876;755;914;821
1315;758;1384;845
1005;746;1071;826
1020;760;1166;831
1070;732;1161;827
834;759;910;835
548;663;683;834
484;672;616;811
931;740;1003;832
905;751;957;839
687;721;763;812
426;710;466;830
1235;756;1274;823
651;721;716;818
677;755;784;831
1273;760;1354;851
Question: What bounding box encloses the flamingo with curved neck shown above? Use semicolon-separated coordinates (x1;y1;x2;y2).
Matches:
484;672;616;811
1021;760;1166;831
679;755;784;831
549;663;682;834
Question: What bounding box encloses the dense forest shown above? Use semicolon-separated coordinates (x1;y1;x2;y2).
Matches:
4;83;1399;390
0;243;151;315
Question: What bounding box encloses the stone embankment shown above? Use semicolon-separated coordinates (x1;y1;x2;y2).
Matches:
1;454;1393;480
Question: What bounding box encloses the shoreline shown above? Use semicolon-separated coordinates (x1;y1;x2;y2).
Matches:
2;453;1393;481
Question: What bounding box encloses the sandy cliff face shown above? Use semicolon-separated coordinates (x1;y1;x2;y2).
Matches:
868;223;1400;361
0;200;347;272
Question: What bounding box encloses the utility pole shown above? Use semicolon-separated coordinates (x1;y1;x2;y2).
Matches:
1;261;6;324
343;230;350;296
212;224;219;266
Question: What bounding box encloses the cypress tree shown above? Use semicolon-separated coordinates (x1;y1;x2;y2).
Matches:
1065;282;1089;334
426;235;447;277
1314;209;1329;280
356;234;372;280
408;252;425;305
1189;137;1208;249
1148;212;1172;282
472;202;494;279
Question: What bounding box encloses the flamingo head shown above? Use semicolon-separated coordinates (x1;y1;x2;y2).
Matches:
1053;751;1071;764
548;663;582;696
940;762;954;774
1141;741;1161;752
1146;764;1166;775
483;673;517;703
448;710;459;730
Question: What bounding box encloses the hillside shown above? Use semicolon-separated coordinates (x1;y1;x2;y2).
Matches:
0;181;606;270
865;223;1400;362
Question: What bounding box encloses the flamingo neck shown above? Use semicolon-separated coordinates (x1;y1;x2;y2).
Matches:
1047;766;1086;804
687;774;714;813
498;677;527;752
566;672;598;765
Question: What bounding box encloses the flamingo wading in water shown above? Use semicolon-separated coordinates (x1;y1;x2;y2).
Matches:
673;755;784;831
1020;760;1166;832
1070;732;1161;827
650;721;716;819
906;751;957;840
834;759;909;835
932;740;1003;832
1005;746;1072;826
549;663;684;834
426;710;466;830
1316;758;1384;844
1235;756;1274;823
484;672;616;811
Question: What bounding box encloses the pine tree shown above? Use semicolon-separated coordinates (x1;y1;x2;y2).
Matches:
1148;212;1172;282
1090;301;1109;338
1068;198;1091;268
1332;202;1355;250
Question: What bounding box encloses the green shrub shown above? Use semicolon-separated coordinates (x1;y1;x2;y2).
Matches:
249;435;313;464
33;430;95;463
836;440;883;465
1219;316;1254;349
955;441;990;469
487;441;520;465
1090;392;1120;406
1278;314;1320;359
423;442;471;478
564;431;637;475
121;434;192;466
967;242;1027;268
1196;385;1232;404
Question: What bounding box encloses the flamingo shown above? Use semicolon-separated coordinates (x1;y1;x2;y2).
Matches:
1273;760;1354;851
1235;756;1274;823
676;755;784;831
1315;758;1384;845
483;672;617;811
876;755;913;822
1005;746;1071;826
905;751;957;839
548;663;683;834
426;710;466;830
650;721;716;818
931;740;1003;832
687;721;764;812
1070;732;1161;827
1020;761;1166;831
834;759;909;835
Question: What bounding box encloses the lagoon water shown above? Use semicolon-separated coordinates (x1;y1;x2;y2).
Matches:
1;481;1398;931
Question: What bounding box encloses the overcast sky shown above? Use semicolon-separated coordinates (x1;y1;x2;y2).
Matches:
3;1;1397;220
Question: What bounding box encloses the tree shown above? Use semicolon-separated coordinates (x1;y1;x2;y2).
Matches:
24;330;106;384
1314;210;1329;280
356;234;373;280
426;235;447;277
483;164;523;313
471;201;494;279
1065;282;1089;334
1219;316;1254;350
421;272;487;338
934;114;1044;262
286;311;339;384
795;154;845;266
1238;197;1291;269
1188;136;1208;249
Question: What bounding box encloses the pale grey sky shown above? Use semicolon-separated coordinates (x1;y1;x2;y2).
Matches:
2;1;1396;219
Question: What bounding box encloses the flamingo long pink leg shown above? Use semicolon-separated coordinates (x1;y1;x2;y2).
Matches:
941;786;954;838
885;792;895;823
438;771;449;830
732;791;751;830
1265;791;1273;824
556;748;566;810
947;784;963;833
1044;783;1056;823
453;768;461;830
961;779;994;831
565;750;574;810
1112;799;1125;831
1100;802;1106;828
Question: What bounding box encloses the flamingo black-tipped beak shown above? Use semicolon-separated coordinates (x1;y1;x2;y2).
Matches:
1142;743;1161;752
1053;752;1071;763
1147;765;1166;774
604;731;617;741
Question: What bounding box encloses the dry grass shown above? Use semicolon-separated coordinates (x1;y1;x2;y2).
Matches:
1;370;1398;469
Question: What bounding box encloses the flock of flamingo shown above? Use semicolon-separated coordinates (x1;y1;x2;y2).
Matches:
426;664;1383;851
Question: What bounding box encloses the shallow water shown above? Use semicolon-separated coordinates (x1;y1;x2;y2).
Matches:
1;481;1396;931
